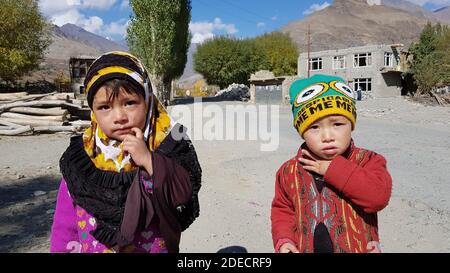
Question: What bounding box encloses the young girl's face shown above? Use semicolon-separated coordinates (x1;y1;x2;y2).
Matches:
302;115;352;160
92;85;147;141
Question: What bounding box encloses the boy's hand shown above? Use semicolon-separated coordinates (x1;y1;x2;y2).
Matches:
279;243;299;253
122;128;153;175
298;149;331;176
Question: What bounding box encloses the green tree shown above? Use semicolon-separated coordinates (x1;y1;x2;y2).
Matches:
0;0;51;84
194;36;265;88
127;0;191;105
194;32;299;89
409;22;450;95
254;32;298;76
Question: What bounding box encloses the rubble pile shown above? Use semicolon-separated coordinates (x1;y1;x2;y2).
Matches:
215;83;250;101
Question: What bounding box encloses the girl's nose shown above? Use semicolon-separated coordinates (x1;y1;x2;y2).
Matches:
113;107;128;124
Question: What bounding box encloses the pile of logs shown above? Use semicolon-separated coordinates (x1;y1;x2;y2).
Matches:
0;92;91;136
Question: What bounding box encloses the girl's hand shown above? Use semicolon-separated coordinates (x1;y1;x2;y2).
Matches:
279;243;299;253
122;128;153;175
298;149;331;176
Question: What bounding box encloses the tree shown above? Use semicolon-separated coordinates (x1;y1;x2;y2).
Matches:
409;22;450;96
194;37;265;88
0;0;51;84
127;0;191;105
254;32;298;76
193;32;299;89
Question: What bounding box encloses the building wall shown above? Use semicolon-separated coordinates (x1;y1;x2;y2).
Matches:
298;44;403;98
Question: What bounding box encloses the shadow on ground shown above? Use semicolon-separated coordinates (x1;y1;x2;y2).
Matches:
0;175;60;253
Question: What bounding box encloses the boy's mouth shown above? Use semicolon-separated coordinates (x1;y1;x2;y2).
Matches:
322;146;339;156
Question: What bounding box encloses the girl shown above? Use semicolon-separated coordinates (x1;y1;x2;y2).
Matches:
50;52;201;253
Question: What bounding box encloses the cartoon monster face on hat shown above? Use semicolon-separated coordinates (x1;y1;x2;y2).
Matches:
289;74;357;137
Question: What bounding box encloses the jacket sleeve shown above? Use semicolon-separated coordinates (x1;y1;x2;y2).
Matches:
271;163;297;250
153;152;192;210
50;179;79;253
324;153;392;214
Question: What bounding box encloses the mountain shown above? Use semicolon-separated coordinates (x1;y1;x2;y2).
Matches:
281;0;438;52
371;0;436;19
434;6;450;25
178;43;203;87
60;23;127;53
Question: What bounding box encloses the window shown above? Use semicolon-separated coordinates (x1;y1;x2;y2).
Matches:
309;58;323;71
332;55;346;69
354;78;372;92
384;52;393;67
353;53;372;67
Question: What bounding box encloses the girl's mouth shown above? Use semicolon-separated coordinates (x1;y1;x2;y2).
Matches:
114;127;132;135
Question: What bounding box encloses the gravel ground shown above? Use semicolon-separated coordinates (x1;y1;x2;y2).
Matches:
0;96;449;253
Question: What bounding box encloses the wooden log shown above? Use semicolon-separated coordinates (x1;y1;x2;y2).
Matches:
0;92;28;101
0;112;68;122
0;117;64;127
70;120;91;127
0;92;56;104
0;125;33;136
33;126;78;132
8;107;68;116
0;119;22;128
0;100;81;113
0;126;15;130
43;93;76;101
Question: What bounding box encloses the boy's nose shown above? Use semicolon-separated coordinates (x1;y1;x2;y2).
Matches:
321;129;334;143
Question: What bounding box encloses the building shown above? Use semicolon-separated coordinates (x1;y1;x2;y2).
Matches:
298;44;405;99
69;55;98;96
249;70;299;105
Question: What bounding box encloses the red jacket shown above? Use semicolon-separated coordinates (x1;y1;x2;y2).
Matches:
271;143;392;253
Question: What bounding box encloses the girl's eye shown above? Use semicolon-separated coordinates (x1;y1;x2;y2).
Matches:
334;123;345;127
310;125;319;130
125;100;137;106
97;105;110;111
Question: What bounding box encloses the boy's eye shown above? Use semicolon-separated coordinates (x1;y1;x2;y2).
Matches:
334;123;344;126
310;125;319;129
125;100;137;106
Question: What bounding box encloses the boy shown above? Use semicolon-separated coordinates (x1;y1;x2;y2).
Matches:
271;74;392;253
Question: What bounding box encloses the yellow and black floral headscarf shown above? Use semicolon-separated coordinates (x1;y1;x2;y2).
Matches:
83;51;174;173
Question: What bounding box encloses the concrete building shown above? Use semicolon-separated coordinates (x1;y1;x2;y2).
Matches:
298;44;405;99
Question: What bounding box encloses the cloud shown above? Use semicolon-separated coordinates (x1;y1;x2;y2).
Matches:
82;0;117;10
257;22;265;28
271;16;278;21
189;18;238;44
104;19;130;37
39;0;127;40
303;2;331;15
120;0;129;9
404;0;450;6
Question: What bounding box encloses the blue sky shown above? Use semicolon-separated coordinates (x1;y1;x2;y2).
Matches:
38;0;450;42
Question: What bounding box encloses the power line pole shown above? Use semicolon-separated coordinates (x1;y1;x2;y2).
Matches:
307;24;311;78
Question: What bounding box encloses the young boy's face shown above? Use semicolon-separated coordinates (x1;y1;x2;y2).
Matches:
302;115;352;160
92;86;147;141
